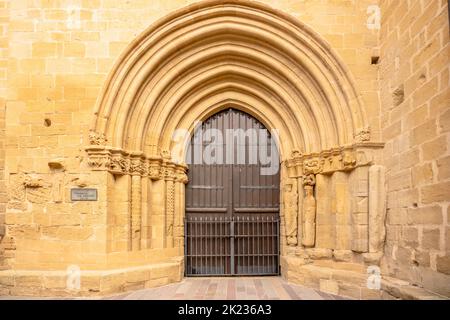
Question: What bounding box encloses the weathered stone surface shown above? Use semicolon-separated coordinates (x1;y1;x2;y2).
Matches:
319;279;339;295
333;250;353;262
306;248;333;260
396;247;413;266
377;0;450;298
440;109;450;132
284;181;299;246
421;182;450;204
413;250;430;268
369;165;387;253
420;268;450;297
437;156;450;181
412;163;434;185
422;228;441;250
407;206;443;225
361;288;383;300
0;274;14;286
402;227;419;248
338;283;362;299
446;227;450;250
363;252;384;265
422;136;448;161
382;277;447;300
436;255;450;275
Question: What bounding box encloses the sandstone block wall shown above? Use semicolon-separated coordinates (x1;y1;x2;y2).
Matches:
0;0;8;270
379;0;450;296
0;0;380;273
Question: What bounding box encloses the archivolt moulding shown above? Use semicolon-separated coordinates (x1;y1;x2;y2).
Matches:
89;0;374;167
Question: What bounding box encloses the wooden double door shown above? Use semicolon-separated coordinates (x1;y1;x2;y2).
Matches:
185;108;280;276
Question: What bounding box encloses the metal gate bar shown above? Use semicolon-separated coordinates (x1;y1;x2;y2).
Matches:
185;215;279;276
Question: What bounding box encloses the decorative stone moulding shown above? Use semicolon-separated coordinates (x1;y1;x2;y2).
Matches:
285;142;384;178
85;146;188;183
86;0;376;164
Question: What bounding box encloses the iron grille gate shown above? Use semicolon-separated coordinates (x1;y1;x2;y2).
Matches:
185;216;280;276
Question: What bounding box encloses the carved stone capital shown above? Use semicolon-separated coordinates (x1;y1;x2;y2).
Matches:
285;143;384;177
175;165;189;184
176;173;189;184
85;146;111;171
161;149;171;159
302;174;316;187
354;127;371;143
87;155;111;171
342;151;357;171
88;131;107;145
148;157;163;180
85;145;189;183
303;158;323;175
163;163;176;181
290;149;302;160
129;156;146;176
110;153;130;174
284;149;303;177
148;165;162;180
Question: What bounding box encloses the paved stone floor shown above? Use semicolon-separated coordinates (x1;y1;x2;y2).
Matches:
0;277;348;300
104;277;348;300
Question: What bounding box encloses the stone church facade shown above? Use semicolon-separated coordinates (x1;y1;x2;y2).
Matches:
0;0;449;299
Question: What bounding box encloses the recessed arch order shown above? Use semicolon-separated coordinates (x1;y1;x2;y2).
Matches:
90;0;369;163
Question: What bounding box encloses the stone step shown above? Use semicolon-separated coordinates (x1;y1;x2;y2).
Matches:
283;256;448;300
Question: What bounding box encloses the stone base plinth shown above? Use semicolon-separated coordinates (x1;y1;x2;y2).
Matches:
281;256;447;300
0;257;183;297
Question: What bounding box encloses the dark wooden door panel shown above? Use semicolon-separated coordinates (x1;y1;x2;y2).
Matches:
185;108;280;276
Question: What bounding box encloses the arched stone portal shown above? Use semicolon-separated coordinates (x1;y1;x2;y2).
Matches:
83;0;385;293
185;108;281;276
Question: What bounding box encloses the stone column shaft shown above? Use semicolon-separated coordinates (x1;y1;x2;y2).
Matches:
316;174;335;249
296;176;303;246
173;181;184;252
350;166;369;253
150;179;165;248
131;174;142;251
369;165;386;253
165;179;175;248
302;174;316;248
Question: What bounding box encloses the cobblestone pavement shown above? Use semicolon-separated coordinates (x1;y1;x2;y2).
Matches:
104;277;348;300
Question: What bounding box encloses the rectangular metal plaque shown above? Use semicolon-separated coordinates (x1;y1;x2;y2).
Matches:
71;188;98;201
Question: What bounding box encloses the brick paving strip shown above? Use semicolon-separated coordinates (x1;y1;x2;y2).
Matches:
101;277;348;300
0;277;349;300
